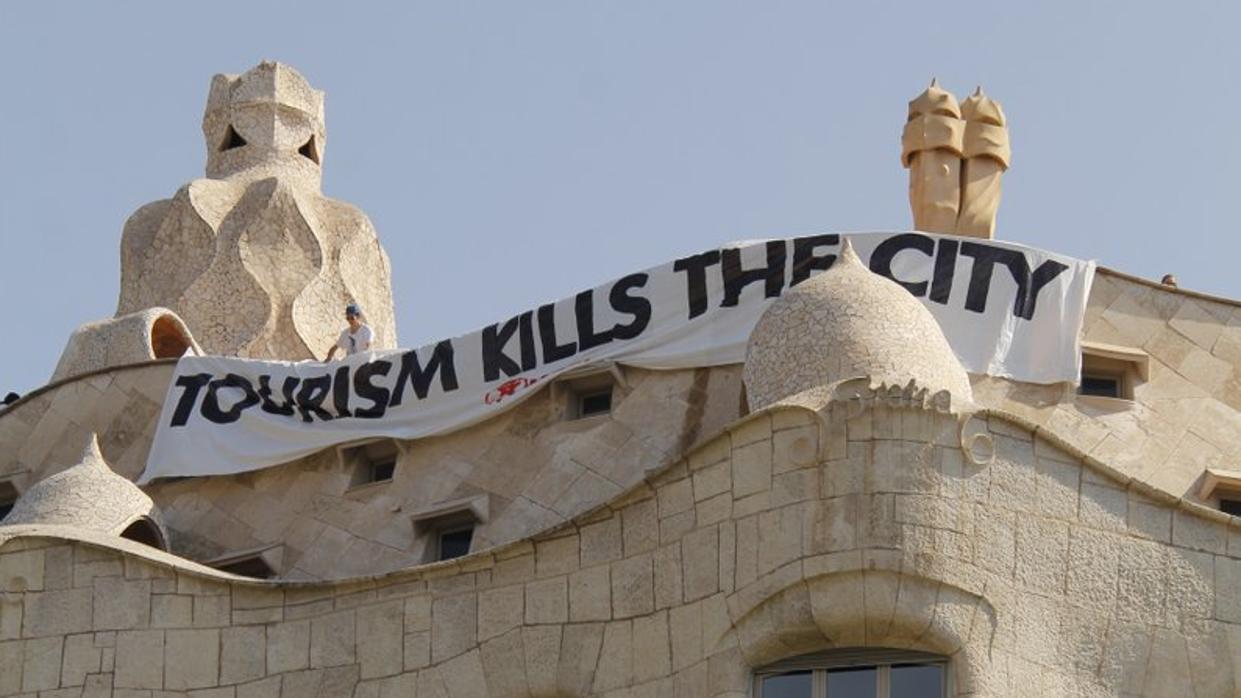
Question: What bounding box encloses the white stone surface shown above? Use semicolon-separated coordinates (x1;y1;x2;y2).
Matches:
51;308;200;382
116;62;397;360
743;238;973;411
1;434;166;545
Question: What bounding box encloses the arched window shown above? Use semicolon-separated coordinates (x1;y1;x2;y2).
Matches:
119;517;167;551
150;314;192;359
754;649;948;698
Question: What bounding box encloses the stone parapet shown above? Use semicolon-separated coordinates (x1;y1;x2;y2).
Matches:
0;364;746;580
4;399;1240;696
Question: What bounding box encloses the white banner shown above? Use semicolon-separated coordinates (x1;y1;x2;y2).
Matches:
141;232;1095;482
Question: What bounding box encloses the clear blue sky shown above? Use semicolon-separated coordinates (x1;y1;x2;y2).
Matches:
2;1;1238;394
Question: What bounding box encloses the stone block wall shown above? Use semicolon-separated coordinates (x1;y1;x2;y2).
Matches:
147;365;744;578
0;363;173;488
4;400;1240;697
976;269;1241;502
8;265;1241;585
0;364;745;580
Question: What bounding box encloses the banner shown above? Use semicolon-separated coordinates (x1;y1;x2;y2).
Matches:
140;232;1095;482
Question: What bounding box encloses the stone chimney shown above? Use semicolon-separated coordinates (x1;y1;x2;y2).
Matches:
203;60;327;191
113;61;398;361
901;81;1010;238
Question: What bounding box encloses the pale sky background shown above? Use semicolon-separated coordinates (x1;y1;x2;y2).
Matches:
1;1;1238;395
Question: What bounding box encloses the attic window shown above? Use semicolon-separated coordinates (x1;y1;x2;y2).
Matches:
298;136;320;165
217;557;275;578
1199;469;1241;516
1079;374;1122;399
206;545;283;579
370;460;395;483
1220;499;1241;517
119;517;166;551
0;480;18;522
437;527;474;561
411;495;488;563
1077;342;1149;403
340;439;400;489
220;125;247;152
556;366;625;421
578;388;612;418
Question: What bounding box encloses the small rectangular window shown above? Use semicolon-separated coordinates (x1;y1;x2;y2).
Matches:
1198;469;1241;515
0;480;18;522
1077;342;1149;403
559;370;619;421
1079;375;1122;398
578;389;613;418
438;527;474;561
370;460;395;484
411;495;489;564
215;556;277;579
341;439;400;489
206;545;283;579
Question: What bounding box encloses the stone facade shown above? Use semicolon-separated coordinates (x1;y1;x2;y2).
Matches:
3;63;1240;696
0;362;743;580
3;401;1241;696
976;267;1241;503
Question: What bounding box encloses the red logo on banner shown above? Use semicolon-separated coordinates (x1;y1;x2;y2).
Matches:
483;376;541;405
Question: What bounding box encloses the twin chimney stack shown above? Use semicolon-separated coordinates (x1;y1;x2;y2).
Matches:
901;80;1011;239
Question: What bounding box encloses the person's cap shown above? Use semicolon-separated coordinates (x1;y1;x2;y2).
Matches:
345;303;362;317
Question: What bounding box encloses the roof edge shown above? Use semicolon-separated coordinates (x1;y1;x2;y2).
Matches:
1097;266;1241;308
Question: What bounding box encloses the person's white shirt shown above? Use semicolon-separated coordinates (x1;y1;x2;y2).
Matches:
336;325;374;355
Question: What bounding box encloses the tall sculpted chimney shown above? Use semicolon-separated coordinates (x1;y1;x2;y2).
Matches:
957;88;1011;237
901;79;964;234
115;62;398;359
900;81;1010;239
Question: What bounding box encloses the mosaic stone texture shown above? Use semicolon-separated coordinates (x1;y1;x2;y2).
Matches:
50;308;199;382
3;403;1240;696
0;364;171;486
2;433;167;543
0;360;745;579
743;239;973;412
115;61;397;360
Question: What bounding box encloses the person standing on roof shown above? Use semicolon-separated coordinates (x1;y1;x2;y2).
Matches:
326;303;373;360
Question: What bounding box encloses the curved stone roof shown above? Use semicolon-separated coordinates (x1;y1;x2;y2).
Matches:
51;306;199;382
3;434;167;544
742;238;973;411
